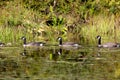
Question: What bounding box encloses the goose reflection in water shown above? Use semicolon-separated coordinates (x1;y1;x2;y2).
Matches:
20;48;41;58
50;48;62;61
20;49;27;56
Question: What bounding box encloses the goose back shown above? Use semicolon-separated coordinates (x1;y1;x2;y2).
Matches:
57;37;80;47
99;42;119;48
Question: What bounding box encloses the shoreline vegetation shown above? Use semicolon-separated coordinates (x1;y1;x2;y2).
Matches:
0;0;120;46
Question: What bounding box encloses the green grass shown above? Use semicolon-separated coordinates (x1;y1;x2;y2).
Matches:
0;26;32;46
80;14;120;45
0;0;119;46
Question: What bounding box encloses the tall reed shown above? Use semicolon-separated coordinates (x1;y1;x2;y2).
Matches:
80;14;119;45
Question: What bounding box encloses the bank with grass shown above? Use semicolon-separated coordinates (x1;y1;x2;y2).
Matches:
0;0;120;46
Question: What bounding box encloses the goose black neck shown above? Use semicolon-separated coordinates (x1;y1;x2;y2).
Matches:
59;39;62;45
23;38;26;45
59;48;62;53
98;37;101;45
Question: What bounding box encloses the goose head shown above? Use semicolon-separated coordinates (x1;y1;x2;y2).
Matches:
57;37;62;41
57;37;62;45
21;36;26;45
96;35;101;40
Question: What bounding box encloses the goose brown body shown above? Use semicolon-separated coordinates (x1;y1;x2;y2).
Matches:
57;37;80;47
21;36;45;47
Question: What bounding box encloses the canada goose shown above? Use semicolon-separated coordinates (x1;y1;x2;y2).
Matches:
21;36;45;47
96;35;119;48
0;42;5;47
57;37;81;47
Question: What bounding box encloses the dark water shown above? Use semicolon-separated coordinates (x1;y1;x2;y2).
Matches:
0;46;120;80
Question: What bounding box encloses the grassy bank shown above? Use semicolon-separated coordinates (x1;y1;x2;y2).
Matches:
0;0;120;46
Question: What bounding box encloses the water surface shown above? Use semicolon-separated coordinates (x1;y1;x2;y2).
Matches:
0;46;120;80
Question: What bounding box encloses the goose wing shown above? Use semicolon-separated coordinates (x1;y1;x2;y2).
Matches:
26;42;45;46
102;42;118;47
63;42;80;47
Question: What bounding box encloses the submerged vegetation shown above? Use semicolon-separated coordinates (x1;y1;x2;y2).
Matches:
0;0;120;45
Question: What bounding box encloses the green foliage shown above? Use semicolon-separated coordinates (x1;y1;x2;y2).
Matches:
4;0;120;17
7;16;22;27
0;0;119;45
46;15;65;26
80;15;118;45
